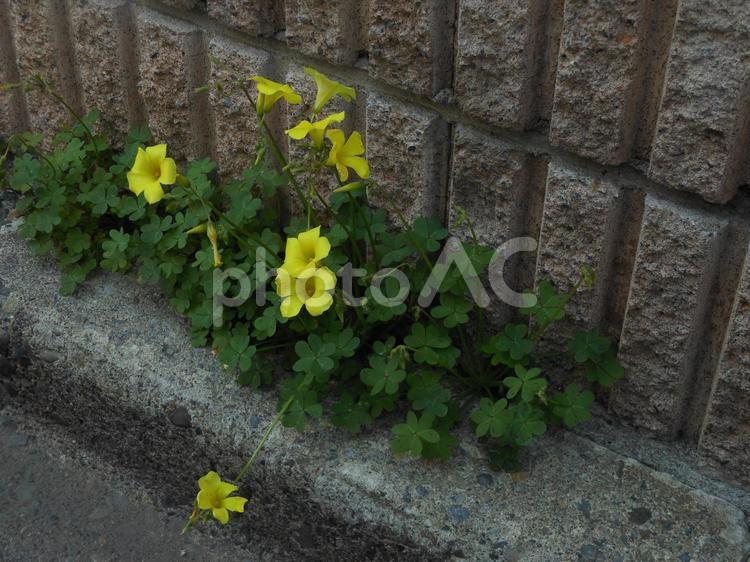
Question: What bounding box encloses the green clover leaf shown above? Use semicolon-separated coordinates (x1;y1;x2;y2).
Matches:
360;354;406;395
331;393;373;433
503;364;547;402
293;335;336;382
404;323;452;365
585;352;625;387
520;280;567;327
552;384;594;427
431;293;473;328
471;397;513;438
407;371;452;417
510;404;547;446
568;330;610;363
391;411;440;456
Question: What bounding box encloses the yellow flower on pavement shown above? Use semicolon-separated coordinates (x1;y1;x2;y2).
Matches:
250;76;302;116
276;265;336;318
325;129;369;182
196;471;247;525
282;226;331;276
286;111;346;148
126;144;177;204
304;67;356;115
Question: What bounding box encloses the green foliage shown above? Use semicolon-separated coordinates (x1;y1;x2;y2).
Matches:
391;411;440;456
1;106;625;473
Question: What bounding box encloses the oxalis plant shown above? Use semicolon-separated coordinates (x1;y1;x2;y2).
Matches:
0;71;624;531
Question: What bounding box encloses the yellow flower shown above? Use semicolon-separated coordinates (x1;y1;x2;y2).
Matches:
250;76;301;115
276;265;336;318
286;111;346;148
304;67;356;115
196;471;248;525
207;223;222;268
325;130;369;182
126;144;177;204
281;226;331;276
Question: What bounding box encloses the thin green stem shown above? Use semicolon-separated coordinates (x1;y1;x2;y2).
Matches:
345;191;379;264
260;120;318;223
379;187;433;270
235;395;295;482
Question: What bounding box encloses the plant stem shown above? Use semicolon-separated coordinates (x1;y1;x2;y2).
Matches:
346;191;379;264
377;186;433;270
260;120;318;223
234;395;295;482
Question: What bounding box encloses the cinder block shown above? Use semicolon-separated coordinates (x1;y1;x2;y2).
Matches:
160;0;201;9
368;0;454;98
207;0;281;37
208;37;273;178
285;0;358;65
698;240;750;486
366;93;449;223
7;0;72;135
136;8;204;160
648;0;750;204
611;197;728;436
549;0;648;164
534;163;639;341
448;125;528;246
449;125;548;326
0;0;26;136
453;0;544;130
68;0;130;139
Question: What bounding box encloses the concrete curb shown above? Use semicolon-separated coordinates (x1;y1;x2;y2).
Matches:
1;223;748;561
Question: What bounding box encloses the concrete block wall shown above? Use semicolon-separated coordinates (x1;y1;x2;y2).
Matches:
1;0;749;486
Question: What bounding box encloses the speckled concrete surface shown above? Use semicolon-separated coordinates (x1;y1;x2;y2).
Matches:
1;223;749;561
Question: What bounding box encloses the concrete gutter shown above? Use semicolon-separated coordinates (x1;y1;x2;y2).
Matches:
1;222;748;561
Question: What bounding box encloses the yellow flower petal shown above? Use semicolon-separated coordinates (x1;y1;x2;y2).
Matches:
286;120;314;140
145;144;167;161
222;496;248;513
250;76;301;114
316;266;337;291
275;266;293;298
197;489;214;510
216;481;239;499
212;507;229;524
283;238;311;276
126;171;149;196
305;292;333;316
304;67;356;114
343;131;365;155
314;236;331;262
159;157;177;185
198;471;221;492
297;226;321;258
130;147;150;176
326;128;346;147
142;181;165;204
341;155;370;179
335;163;349;182
280;295;304;318
332;181;364;193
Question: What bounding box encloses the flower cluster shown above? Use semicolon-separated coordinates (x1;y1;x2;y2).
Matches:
5;65;624;537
